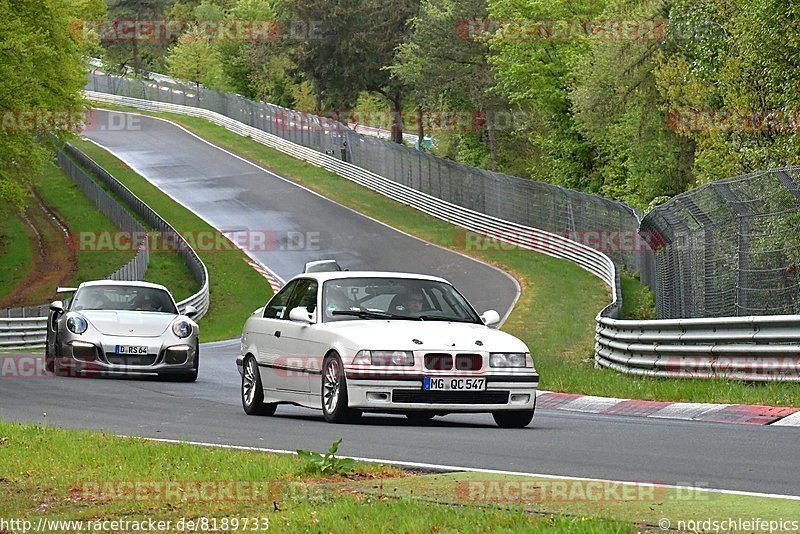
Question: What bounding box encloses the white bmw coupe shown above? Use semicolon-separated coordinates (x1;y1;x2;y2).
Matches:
237;269;538;427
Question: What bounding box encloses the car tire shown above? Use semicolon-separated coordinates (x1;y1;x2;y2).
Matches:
321;352;359;424
405;411;435;423
492;410;534;428
242;355;277;416
45;341;55;374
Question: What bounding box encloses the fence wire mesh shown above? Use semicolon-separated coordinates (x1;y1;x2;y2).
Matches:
641;168;800;318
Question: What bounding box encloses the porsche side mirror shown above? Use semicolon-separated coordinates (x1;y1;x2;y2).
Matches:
480;310;500;327
184;304;198;319
50;300;64;314
288;306;315;324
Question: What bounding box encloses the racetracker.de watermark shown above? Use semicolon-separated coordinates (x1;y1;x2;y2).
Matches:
76;480;280;502
74;230;320;253
456;18;667;42
453;229;663;253
272;109;532;134
73;19;327;42
454;479;709;503
667;109;800;134
1;110;141;133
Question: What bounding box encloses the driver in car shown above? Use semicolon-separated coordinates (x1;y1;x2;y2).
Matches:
324;288;352;319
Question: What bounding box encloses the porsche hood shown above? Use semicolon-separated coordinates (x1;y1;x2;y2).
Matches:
79;310;176;337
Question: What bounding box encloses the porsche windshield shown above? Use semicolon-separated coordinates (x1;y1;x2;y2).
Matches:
322;277;481;323
71;286;178;314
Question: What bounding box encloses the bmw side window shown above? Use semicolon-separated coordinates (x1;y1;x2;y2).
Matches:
263;281;298;319
286;279;318;314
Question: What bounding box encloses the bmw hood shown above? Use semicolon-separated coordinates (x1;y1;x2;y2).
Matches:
327;320;528;353
80;310;175;337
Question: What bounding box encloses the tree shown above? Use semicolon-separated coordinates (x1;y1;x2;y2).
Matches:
0;0;88;206
393;0;504;167
215;0;300;106
569;0;695;207
102;0;172;75
487;0;608;186
656;0;800;185
166;27;225;89
284;0;419;143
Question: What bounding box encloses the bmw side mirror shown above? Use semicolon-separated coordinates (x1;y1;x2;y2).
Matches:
50;300;64;314
288;306;315;324
480;310;500;327
184;305;198;319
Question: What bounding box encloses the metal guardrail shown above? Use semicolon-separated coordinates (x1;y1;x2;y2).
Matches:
1;144;209;350
84;91;800;381
62;144;210;319
56;150;151;282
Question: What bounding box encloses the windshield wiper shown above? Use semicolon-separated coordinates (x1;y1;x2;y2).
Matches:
332;310;411;320
417;315;476;323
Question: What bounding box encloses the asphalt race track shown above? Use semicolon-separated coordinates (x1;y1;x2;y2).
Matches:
1;111;797;498
2;340;799;497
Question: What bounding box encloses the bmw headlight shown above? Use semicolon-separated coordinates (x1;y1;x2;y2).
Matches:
352;350;414;366
66;314;88;335
172;320;192;338
489;352;530;368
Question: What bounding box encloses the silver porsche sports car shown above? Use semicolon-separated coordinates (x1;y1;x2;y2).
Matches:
45;281;199;381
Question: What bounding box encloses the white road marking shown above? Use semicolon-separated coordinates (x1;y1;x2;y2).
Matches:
129;435;800;501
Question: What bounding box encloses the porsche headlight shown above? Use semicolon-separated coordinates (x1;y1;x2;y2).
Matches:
352;350;414;366
172;320;192;338
66;314;88;335
489;352;530;368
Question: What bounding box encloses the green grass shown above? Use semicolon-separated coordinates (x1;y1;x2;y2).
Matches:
54;149;199;302
0;422;630;533
86;104;800;406
71;139;272;341
34;161;135;285
0;201;32;304
621;271;657;320
342;471;798;528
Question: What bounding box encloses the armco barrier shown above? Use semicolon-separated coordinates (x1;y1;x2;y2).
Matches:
0;144;209;350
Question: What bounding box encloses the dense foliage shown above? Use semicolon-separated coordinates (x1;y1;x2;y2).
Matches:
36;0;800;209
0;0;101;206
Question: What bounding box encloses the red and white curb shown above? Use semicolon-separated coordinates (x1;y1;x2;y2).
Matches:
245;259;283;292
536;391;800;426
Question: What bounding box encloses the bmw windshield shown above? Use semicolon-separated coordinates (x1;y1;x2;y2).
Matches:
322;277;481;324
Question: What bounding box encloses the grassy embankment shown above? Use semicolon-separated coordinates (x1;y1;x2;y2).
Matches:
2;421;795;532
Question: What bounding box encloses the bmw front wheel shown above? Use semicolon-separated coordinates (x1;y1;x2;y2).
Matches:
321;352;360;423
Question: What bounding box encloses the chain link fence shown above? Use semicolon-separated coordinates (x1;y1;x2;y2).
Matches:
87;72;653;296
641;168;800;318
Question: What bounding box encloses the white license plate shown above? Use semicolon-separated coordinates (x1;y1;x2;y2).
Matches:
115;345;148;355
423;377;486;391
